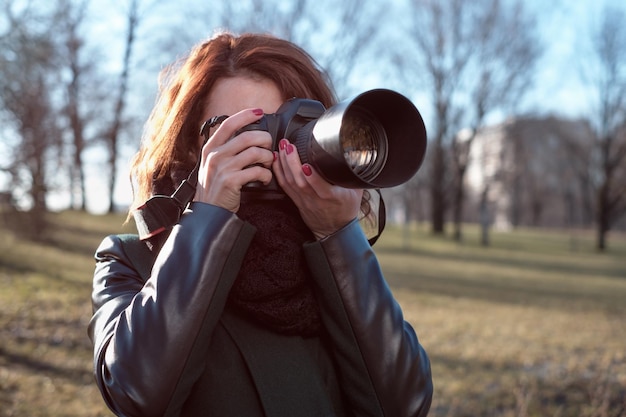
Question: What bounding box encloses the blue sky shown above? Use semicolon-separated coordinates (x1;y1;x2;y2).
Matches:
521;0;623;118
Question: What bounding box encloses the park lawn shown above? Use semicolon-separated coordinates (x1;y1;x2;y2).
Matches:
0;211;132;417
377;224;626;416
0;211;625;416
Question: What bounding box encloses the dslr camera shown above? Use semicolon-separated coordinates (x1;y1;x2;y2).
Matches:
236;89;427;197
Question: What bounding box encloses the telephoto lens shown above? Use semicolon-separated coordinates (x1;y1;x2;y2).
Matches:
240;88;427;196
295;88;427;189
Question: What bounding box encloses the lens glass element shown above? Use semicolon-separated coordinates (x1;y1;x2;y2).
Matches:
339;108;387;182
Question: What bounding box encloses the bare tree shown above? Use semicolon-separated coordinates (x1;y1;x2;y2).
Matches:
58;0;92;211
405;0;541;239
104;0;139;213
405;0;475;235
459;0;541;243
584;5;626;250
0;1;62;235
553;118;596;228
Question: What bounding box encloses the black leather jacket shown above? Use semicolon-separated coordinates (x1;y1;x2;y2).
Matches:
88;202;432;417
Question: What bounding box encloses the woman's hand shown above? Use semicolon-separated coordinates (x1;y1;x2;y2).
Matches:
194;108;274;212
273;139;363;240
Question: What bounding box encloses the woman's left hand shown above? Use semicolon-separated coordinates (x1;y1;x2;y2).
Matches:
273;139;363;240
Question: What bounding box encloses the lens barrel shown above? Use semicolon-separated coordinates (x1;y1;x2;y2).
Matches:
296;89;427;188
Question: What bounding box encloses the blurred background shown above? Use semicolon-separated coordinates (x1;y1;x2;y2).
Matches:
0;0;625;416
1;0;625;249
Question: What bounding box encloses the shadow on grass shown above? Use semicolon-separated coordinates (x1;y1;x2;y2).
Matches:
388;267;626;314
41;219;131;259
1;209;131;259
0;345;93;385
0;260;88;291
375;243;626;281
39;234;103;259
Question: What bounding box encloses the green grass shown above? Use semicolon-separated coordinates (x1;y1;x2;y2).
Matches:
0;212;624;416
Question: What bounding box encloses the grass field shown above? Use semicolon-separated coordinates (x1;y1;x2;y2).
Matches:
0;211;625;416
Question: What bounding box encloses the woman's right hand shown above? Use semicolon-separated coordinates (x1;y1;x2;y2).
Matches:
193;108;275;212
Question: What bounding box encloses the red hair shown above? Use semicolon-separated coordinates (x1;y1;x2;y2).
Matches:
129;32;336;213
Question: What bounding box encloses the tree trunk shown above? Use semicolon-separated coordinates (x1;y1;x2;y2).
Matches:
480;185;490;247
29;152;48;238
596;183;609;251
107;0;138;213
108;136;118;213
69;109;87;211
452;165;467;242
430;143;446;234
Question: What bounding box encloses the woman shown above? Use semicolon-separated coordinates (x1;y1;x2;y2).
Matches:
88;32;432;417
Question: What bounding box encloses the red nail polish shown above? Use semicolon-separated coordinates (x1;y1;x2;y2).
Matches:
302;164;312;176
286;144;294;155
273;152;277;162
279;139;288;151
252;108;264;116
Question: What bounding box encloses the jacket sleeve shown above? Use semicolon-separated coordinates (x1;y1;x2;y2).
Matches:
304;219;433;417
87;203;255;417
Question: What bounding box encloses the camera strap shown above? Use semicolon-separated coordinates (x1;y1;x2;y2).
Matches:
132;116;228;241
363;189;386;246
132;178;196;240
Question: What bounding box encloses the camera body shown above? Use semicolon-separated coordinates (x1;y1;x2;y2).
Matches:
237;98;326;196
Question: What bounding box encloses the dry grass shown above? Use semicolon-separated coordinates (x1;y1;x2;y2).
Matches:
0;211;131;417
376;224;626;417
0;212;625;416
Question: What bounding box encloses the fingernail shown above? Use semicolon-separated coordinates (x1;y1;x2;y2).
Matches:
286;144;294;155
252;108;263;116
279;139;289;151
302;164;312;176
273;151;278;162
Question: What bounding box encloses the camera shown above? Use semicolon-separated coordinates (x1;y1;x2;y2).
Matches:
133;89;427;240
237;89;427;197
